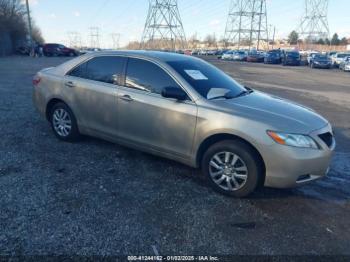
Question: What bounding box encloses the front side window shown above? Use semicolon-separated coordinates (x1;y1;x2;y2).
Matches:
167;59;246;100
125;58;180;94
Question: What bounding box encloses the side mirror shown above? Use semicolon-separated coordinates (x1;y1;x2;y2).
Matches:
161;86;187;101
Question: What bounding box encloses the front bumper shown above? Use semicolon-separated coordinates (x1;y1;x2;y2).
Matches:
262;124;335;188
314;63;331;68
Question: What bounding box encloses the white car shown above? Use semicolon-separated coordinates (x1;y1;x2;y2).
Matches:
339;56;350;71
331;53;350;67
221;51;234;60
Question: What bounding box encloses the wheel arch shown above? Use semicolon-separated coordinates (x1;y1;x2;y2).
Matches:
45;98;67;121
195;133;266;185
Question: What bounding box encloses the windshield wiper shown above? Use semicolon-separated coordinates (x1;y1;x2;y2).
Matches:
232;87;254;98
209;87;254;100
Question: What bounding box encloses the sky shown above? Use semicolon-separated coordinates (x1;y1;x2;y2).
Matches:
28;0;350;48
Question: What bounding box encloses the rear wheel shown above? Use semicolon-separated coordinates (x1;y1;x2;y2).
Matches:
49;102;80;142
201;140;263;198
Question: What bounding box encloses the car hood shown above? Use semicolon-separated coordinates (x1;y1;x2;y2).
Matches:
216;91;328;134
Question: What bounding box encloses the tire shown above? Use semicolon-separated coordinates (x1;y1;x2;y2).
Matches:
49;102;80;142
201;140;263;198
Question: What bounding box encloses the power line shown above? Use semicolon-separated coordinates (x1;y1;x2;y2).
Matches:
298;0;330;41
141;0;187;50
224;0;268;50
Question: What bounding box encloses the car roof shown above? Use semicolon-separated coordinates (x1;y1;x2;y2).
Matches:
88;50;195;62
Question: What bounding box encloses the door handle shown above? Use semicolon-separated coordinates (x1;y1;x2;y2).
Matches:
119;95;134;102
65;81;75;88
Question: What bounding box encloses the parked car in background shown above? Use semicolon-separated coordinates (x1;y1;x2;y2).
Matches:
264;49;282;64
331;53;350;67
184;50;192;55
310;54;332;69
16;46;30;56
221;51;234;60
339;56;350;71
247;52;265;63
282;51;301;66
232;51;248;61
43;44;79;57
307;52;320;65
79;48;102;55
206;50;217;56
191;50;199;56
32;50;335;197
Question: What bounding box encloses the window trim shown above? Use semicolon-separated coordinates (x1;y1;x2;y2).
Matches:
122;56;194;102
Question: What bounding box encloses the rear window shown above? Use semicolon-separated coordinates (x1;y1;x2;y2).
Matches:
167;58;246;99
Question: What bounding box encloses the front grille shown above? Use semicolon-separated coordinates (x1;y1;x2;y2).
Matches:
318;132;333;148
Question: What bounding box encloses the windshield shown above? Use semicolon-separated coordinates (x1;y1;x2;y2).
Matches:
314;55;328;59
287;52;299;57
338;54;349;58
167;59;246;100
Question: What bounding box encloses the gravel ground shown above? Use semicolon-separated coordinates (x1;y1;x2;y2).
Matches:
0;56;349;257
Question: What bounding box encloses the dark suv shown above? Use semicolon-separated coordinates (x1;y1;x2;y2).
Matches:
43;44;79;57
264;49;282;64
282;51;301;66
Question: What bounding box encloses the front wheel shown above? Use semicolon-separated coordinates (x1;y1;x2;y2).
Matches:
50;102;80;142
201;140;263;198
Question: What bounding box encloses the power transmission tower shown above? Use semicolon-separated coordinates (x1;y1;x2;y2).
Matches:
298;0;330;42
89;27;100;49
111;33;121;50
141;0;187;50
67;31;81;48
224;0;268;50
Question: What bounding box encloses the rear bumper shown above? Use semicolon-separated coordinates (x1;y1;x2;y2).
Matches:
32;87;46;118
262;124;335;188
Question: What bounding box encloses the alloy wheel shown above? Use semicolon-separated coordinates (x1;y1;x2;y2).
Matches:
209;151;248;191
52;108;72;137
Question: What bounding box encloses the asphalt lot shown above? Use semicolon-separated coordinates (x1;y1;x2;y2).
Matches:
0;55;350;257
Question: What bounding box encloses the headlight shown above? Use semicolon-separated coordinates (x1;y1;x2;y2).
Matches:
267;131;319;149
314;61;320;64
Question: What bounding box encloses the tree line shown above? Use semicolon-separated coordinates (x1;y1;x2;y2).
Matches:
288;30;349;46
0;0;44;55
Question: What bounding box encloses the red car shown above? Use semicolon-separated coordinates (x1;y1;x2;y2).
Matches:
247;52;265;63
43;43;79;57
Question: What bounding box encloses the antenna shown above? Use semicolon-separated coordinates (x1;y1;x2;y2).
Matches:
299;0;330;42
224;0;268;50
89;27;100;48
141;0;187;50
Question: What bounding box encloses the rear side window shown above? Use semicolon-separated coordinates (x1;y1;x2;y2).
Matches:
68;56;126;85
125;58;180;94
86;56;125;84
69;62;86;78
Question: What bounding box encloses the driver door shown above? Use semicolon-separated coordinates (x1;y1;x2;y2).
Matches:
116;57;197;159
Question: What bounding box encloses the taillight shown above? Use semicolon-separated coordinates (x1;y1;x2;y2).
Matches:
33;75;41;86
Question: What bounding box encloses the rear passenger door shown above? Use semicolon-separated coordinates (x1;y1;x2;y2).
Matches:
65;56;126;137
116;57;197;158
